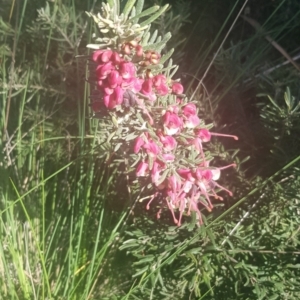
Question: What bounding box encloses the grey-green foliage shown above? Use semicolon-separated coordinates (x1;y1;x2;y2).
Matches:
258;87;300;138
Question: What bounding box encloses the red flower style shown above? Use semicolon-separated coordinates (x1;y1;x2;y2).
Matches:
168;175;181;193
196;128;239;142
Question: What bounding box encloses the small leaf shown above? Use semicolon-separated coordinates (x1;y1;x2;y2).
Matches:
135;0;144;15
257;93;282;112
114;142;122;152
143;32;172;51
129;5;160;23
149;30;158;44
159;48;174;65
156;168;169;186
122;0;136;17
107;131;116;143
133;266;148;277
140;4;169;27
133;255;155;265
125;132;138;141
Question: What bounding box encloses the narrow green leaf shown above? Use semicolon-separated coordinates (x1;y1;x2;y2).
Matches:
114;142;122;152
140;4;169;27
125;132;138;141
159;48;174;65
135;0;144;15
133;255;155;265
129;5;160;23
130;6;136;19
186;247;202;254
156;168;169;186
149;30;158;44
141;30;151;46
133;266;148;277
107;131;116;143
284;87;292;110
143;32;172;51
257;93;282;112
122;0;136;17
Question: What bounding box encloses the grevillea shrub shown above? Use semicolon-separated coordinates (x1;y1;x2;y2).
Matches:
86;1;238;226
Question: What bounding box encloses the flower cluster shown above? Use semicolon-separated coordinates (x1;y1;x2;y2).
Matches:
87;2;238;225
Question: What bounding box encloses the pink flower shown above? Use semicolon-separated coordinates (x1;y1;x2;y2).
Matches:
184;114;200;129
153;74;169;95
167;175;181;192
177;168;192;179
161;153;175;162
144;140;160;157
168;105;180;114
134;136;145;154
103;86;114;95
196;128;239;141
111;52;122;65
163;111;183;135
101;50;113;62
159;134;177;151
92;50;104;63
195;128;211;142
96;62;113;79
172;82;184;95
141;79;156;102
136;162;149;177
103;86;123;109
107;70;121;88
182;103;197;116
182;103;200;128
130;78;143;93
119;62;136;79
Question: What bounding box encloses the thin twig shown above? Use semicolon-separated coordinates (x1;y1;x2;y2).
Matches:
241;15;300;71
243;52;300;84
0;83;66;95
